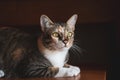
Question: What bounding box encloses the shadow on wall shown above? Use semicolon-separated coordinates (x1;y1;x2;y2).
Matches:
68;22;115;66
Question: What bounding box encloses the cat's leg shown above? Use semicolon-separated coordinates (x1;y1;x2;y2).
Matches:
55;66;80;77
0;70;5;78
48;67;59;75
23;66;59;77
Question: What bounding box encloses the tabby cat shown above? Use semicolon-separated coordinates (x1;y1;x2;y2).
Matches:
0;14;80;78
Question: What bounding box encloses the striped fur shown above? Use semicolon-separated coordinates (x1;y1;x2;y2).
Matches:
0;27;58;78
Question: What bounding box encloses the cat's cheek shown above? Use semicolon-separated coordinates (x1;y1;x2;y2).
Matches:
66;41;73;48
51;37;58;43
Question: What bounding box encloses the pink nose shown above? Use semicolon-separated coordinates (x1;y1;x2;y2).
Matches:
63;39;68;44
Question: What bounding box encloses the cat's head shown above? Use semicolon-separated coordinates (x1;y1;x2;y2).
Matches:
40;14;78;51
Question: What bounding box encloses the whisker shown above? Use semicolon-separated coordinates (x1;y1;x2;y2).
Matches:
73;45;83;54
73;45;82;56
73;40;80;44
69;38;88;61
69;44;84;61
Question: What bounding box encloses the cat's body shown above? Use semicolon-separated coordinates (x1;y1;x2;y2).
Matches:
0;14;80;78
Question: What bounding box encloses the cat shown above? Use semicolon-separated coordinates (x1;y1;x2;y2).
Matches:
0;14;80;78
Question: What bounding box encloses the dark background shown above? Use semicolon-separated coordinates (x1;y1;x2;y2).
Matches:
0;0;119;68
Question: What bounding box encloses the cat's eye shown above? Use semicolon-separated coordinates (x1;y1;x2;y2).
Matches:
52;32;59;37
68;32;73;37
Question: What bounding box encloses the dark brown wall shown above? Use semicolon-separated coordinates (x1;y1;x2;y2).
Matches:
0;0;114;26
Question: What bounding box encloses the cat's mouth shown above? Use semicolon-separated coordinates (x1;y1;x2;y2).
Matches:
58;43;71;49
58;46;69;50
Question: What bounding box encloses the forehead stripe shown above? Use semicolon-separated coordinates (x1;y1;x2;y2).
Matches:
58;26;64;32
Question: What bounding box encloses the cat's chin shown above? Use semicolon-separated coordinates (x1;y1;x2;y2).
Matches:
57;46;70;51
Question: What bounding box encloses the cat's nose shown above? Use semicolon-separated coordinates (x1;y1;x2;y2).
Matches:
63;39;68;44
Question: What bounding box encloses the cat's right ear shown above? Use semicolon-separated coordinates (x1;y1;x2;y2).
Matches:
40;15;54;32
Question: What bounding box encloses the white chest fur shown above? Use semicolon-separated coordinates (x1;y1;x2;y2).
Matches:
37;38;69;67
43;49;68;67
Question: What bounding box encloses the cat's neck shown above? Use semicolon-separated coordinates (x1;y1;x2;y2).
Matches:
37;37;69;67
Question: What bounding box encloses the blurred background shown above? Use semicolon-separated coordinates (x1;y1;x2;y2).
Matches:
0;0;119;69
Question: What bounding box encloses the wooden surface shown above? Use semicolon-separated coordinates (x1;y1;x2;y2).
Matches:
0;66;106;80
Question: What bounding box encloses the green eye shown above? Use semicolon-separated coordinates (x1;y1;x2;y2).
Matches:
52;32;59;37
68;32;73;37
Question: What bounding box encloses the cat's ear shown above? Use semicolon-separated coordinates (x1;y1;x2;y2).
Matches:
66;14;78;30
40;15;54;31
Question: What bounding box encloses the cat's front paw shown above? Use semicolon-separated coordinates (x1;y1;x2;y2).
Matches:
0;70;4;78
66;66;80;77
70;65;80;73
55;66;80;77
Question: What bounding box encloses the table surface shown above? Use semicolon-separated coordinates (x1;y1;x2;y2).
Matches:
0;65;106;80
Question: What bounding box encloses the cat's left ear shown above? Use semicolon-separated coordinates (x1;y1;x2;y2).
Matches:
66;14;78;30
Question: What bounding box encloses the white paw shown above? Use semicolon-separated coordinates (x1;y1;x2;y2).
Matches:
55;66;80;77
66;66;80;77
0;70;4;78
70;65;80;73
